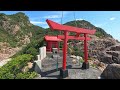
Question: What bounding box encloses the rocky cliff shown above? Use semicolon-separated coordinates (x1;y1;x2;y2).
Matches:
0;12;45;61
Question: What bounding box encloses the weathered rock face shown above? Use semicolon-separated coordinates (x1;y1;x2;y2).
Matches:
110;45;120;51
99;53;113;64
19;35;30;45
12;25;20;35
0;43;22;61
0;14;24;36
101;63;120;79
88;37;116;59
98;44;120;64
106;51;120;57
89;58;106;72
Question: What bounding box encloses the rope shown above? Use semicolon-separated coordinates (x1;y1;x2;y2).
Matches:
61;11;63;25
73;11;77;27
56;11;63;70
58;11;63;50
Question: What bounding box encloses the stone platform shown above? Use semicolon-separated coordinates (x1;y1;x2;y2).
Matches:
34;53;102;79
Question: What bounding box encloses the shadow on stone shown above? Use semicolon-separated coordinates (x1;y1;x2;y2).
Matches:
46;75;60;78
41;65;72;78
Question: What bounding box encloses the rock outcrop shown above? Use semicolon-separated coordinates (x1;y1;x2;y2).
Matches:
98;44;120;64
0;12;44;60
101;63;120;79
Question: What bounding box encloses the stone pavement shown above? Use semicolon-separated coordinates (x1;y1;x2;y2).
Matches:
35;56;102;79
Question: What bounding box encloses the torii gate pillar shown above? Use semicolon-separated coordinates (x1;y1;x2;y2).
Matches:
82;34;89;69
60;31;68;78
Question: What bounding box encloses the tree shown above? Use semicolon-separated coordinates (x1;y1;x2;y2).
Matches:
26;47;38;58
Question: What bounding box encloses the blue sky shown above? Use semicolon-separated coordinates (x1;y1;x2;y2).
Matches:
0;11;120;41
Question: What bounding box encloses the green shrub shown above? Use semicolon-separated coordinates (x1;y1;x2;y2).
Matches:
73;51;84;57
12;37;44;59
79;52;84;58
74;46;78;51
0;54;37;79
79;58;84;63
26;47;38;57
95;31;103;38
16;72;37;79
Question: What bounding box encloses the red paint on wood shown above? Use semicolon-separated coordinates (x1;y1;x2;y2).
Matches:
84;34;88;63
63;31;68;70
57;35;91;40
46;19;96;34
45;35;62;41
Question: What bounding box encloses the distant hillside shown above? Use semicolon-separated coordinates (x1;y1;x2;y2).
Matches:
0;12;45;60
0;12;45;48
64;20;113;38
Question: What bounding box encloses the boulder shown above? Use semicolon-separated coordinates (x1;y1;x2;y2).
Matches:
72;59;77;64
101;63;120;79
76;56;83;60
70;55;76;58
106;51;120;57
112;56;120;64
22;62;33;72
110;45;120;51
99;54;113;64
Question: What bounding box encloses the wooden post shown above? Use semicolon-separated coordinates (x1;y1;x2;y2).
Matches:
84;34;88;63
82;33;89;69
63;31;68;70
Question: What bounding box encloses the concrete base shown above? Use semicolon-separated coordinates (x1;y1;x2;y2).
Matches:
82;62;89;69
52;48;58;54
52;54;60;59
34;60;42;74
60;69;68;78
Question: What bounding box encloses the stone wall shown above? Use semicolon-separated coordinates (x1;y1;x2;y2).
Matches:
39;46;46;60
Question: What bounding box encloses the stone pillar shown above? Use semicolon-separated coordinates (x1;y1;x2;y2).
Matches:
37;55;41;61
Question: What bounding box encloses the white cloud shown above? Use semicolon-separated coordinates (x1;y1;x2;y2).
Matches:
94;24;102;27
30;21;49;28
30;21;46;24
42;25;49;28
110;17;116;21
76;18;84;20
43;15;61;19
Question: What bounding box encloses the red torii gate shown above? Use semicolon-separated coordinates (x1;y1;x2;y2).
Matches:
46;19;96;78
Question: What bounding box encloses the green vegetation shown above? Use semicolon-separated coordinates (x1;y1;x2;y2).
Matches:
16;72;37;79
26;47;38;57
12;37;44;59
0;29;18;47
73;51;84;57
79;58;84;63
0;12;45;59
0;12;114;79
91;63;97;68
68;44;84;57
0;54;37;79
0;12;45;48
